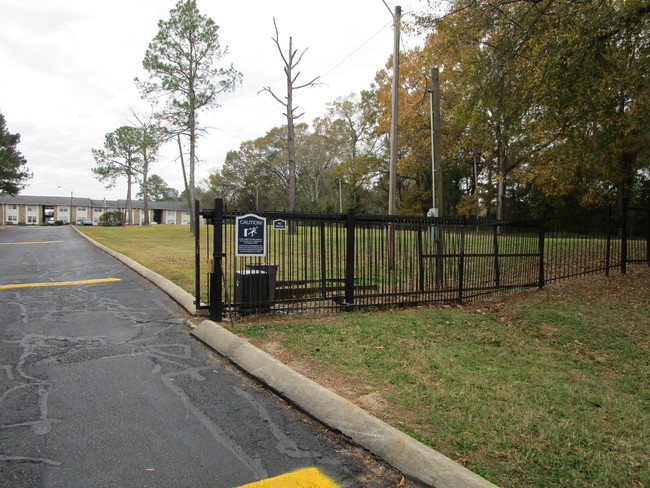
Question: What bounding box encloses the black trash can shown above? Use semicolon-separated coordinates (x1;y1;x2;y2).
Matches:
235;270;270;314
245;263;278;302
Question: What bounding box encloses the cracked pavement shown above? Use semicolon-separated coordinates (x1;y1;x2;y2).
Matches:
0;226;405;488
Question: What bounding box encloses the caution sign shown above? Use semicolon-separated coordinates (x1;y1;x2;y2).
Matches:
236;214;267;257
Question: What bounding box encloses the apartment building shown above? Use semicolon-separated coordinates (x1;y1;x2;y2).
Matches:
0;195;191;226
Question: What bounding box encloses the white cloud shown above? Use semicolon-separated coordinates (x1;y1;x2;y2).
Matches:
0;0;425;200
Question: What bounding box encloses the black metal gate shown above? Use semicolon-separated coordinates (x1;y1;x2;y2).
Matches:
194;199;568;321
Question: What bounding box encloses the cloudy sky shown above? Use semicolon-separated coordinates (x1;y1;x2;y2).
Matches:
0;0;431;201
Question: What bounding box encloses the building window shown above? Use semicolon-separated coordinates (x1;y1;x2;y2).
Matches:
27;216;37;224
27;206;34;212
7;215;17;222
10;205;17;210
78;207;86;211
94;208;102;212
59;207;68;212
167;220;175;225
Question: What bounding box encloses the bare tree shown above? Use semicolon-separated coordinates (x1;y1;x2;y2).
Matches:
259;18;320;215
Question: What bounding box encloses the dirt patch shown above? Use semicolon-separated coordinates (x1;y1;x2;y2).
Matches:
248;339;374;403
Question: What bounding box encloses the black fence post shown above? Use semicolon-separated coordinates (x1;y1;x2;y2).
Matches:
538;216;546;288
320;222;327;298
194;199;202;307
458;216;466;303
210;198;224;322
606;207;612;277
493;224;500;287
417;227;424;292
621;199;628;275
646;204;650;267
344;208;356;311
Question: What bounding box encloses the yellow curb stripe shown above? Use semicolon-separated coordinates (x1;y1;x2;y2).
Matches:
0;278;121;290
0;241;65;245
235;468;339;488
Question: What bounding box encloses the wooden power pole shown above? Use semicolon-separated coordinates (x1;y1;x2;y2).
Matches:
388;5;401;217
429;67;443;217
387;5;401;270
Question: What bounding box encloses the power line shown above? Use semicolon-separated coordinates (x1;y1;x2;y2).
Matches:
319;21;392;81
214;20;393;139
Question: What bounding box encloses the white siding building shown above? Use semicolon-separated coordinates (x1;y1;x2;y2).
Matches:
0;195;191;226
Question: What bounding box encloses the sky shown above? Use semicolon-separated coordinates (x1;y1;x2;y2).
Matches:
0;0;430;201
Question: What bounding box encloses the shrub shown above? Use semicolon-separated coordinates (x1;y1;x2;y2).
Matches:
99;211;125;227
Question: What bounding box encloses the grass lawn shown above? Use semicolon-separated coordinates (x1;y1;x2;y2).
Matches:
79;225;650;488
79;224;198;295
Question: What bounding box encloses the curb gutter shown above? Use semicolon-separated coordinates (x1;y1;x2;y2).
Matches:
75;227;498;488
192;320;499;488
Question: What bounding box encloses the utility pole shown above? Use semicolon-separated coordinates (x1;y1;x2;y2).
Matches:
429;67;443;217
386;4;401;271
388;5;401;217
428;68;444;288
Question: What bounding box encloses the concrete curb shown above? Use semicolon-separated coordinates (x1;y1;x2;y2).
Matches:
192;320;499;488
75;226;498;487
73;227;200;315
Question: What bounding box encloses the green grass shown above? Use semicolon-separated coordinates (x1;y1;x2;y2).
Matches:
79;225;650;487
237;274;649;488
79;225;199;294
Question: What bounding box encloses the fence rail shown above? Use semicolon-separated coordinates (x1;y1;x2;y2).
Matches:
195;201;650;321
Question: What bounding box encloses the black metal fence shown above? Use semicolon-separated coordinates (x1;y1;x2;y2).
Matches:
195;200;649;321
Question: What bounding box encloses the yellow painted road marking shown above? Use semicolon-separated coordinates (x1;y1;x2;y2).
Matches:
235;468;339;488
0;241;65;245
0;278;121;290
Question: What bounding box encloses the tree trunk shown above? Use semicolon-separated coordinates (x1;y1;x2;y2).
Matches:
496;129;506;222
616;151;635;213
125;168;132;226
178;135;193;231
189;130;196;233
142;146;150;225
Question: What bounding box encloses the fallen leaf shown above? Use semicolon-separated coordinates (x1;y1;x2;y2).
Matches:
145;468;155;472
397;475;405;486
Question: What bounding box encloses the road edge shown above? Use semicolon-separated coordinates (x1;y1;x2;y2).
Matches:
192;320;499;488
74;226;498;487
73;227;199;315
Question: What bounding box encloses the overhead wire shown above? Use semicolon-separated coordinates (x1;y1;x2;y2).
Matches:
214;20;393;139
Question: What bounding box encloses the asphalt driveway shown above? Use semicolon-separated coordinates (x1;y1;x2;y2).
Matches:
0;226;403;488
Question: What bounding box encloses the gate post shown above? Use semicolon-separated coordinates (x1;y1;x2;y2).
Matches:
344;208;356;311
210;198;224;322
194;199;201;307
